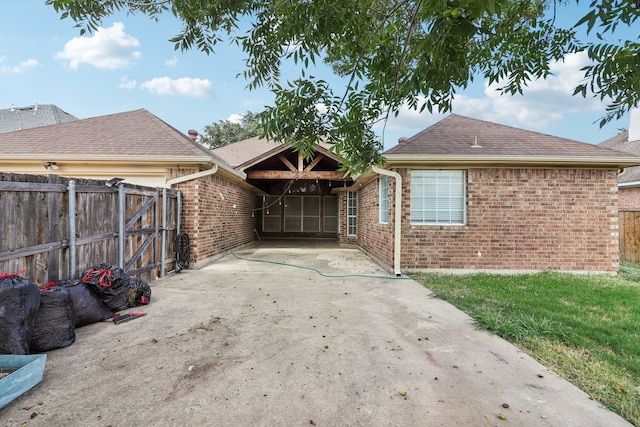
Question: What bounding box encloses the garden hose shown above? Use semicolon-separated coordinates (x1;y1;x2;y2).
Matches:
175;233;191;272
224;238;412;280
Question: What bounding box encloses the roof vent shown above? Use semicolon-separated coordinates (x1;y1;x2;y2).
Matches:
471;135;482;148
187;129;199;141
629;108;640;142
398;136;408;144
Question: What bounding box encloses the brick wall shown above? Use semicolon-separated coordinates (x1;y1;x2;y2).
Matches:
172;170;256;267
355;176;395;268
358;167;620;273
618;187;640;209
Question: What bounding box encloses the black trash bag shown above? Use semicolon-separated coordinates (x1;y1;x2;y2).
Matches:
127;278;151;307
0;271;40;355
30;286;76;352
81;263;131;312
57;280;113;327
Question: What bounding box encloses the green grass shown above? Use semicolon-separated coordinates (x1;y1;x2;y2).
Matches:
411;267;640;426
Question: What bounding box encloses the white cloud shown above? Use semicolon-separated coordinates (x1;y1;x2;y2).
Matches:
165;56;178;67
118;75;137;90
0;57;41;74
55;22;141;70
474;51;602;127
139;77;213;97
227;113;243;123
383;51;603;136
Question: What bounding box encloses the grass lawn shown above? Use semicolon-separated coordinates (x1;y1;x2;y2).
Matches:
410;264;640;426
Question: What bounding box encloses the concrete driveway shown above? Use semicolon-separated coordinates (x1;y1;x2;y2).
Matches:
1;241;631;426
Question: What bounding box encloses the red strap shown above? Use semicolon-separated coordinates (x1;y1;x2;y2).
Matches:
0;269;26;279
39;281;57;291
81;269;113;288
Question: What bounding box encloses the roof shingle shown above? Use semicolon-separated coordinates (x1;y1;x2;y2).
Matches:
0;104;78;133
211;136;284;168
385;114;632;158
0;109;213;158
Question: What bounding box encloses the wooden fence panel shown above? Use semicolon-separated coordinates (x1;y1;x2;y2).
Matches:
0;174;68;285
0;173;180;285
619;210;640;263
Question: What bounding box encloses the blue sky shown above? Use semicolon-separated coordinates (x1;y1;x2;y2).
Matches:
0;1;635;151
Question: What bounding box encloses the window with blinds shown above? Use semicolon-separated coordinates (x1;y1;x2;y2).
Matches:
410;170;466;225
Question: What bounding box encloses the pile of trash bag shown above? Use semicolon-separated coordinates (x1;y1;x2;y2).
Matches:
0;271;40;354
57;279;113;327
0;264;151;355
30;285;76;353
80;263;151;312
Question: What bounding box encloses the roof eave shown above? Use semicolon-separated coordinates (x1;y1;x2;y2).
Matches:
2;154;249;181
384;154;640;168
237;143;291;170
2;154;214;164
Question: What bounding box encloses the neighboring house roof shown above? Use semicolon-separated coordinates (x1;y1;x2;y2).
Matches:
0;104;77;133
0;108;247;187
383;114;640;168
599;129;640;185
0;108;214;160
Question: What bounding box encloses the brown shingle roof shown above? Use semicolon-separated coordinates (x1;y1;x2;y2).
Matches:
0;109;212;158
385;114;633;159
211;136;284;168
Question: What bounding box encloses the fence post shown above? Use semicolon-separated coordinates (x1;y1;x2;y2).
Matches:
68;180;77;279
177;191;182;235
154;190;159;277
160;188;167;278
118;184;125;269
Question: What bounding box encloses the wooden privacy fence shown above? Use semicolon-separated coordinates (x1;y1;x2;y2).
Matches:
619;209;640;263
0;173;182;285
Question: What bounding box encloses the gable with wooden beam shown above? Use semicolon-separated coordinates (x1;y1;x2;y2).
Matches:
246;151;347;180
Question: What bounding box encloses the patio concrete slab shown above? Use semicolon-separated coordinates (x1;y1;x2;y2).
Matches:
0;241;632;426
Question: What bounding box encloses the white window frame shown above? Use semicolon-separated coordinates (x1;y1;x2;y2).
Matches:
347;191;357;236
379;176;389;224
410;170;466;225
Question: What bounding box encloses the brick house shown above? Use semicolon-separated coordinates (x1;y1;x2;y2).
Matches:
337;115;640;274
1;109;638;274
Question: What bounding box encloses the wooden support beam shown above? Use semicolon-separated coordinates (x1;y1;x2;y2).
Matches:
304;155;323;172
247;170;348;180
278;155;297;172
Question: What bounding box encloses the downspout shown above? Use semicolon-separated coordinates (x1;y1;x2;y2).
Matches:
166;164;219;187
372;165;402;277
